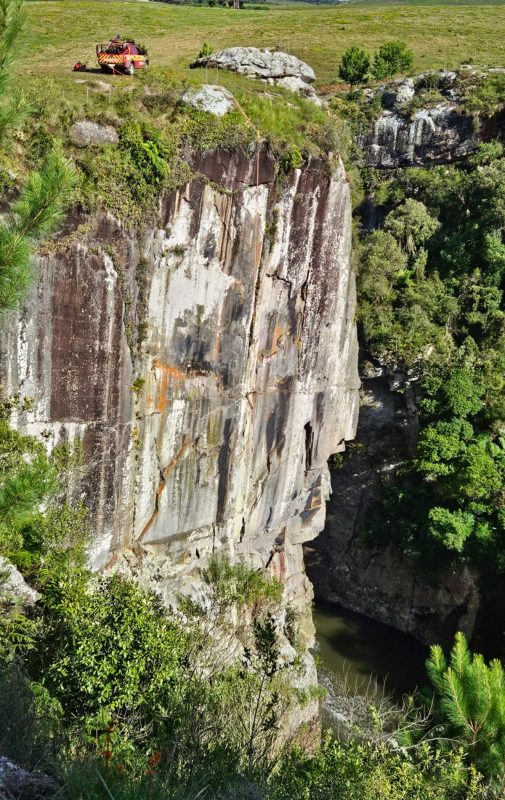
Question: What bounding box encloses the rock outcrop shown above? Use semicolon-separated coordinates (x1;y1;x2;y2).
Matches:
305;372;480;647
0;149;359;690
191;47;321;103
69;120;119;148
0;557;40;605
191;47;316;84
182;84;235;116
364;105;476;168
360;71;478;168
0;757;57;800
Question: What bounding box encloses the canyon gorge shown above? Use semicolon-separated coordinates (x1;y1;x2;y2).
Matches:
1;65;502;697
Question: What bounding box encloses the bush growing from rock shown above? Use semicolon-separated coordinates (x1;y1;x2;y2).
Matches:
372;41;414;80
338;46;370;86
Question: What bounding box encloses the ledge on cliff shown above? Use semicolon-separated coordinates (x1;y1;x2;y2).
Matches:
8;62;353;229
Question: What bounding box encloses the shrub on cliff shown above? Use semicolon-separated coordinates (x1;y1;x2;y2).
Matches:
38;574;189;726
200;554;283;610
269;733;486;800
371;41;414;80
0;549;299;791
338;46;370;86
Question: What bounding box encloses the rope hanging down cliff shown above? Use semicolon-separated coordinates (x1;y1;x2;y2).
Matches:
230;95;262;271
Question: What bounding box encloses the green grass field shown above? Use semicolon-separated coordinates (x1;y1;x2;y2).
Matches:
19;0;505;94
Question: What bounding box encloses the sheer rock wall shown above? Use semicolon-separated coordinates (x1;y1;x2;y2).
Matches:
0;149;359;676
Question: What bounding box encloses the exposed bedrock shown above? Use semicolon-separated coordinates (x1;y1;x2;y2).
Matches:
190;48;322;104
358;70;493;168
190;47;316;84
0;149;359;707
305;371;480;647
362;103;476;169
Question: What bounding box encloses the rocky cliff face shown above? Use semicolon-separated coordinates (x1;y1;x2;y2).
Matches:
0;148;359;658
359;71;478;168
305;371;480;647
364;105;476;168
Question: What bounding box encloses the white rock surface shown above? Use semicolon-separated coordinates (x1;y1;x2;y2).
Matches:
192;46;316;84
69;120;119;147
388;77;415;107
274;75;325;106
182;84;235;116
361;69;484;167
0;556;39;604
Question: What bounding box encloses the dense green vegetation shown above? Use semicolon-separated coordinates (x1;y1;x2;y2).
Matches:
0;478;500;799
357;142;505;574
2;571;498;799
1;546;301;795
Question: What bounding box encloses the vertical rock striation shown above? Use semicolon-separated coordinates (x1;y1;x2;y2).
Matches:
362;105;476;168
0;149;359;657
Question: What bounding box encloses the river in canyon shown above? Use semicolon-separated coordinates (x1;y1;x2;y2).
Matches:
312;599;429;705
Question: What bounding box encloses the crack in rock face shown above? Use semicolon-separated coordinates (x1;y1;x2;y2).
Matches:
0;148;359;731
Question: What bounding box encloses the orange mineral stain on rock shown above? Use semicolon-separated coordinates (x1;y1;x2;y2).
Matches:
147;360;187;413
138;439;193;543
259;325;286;359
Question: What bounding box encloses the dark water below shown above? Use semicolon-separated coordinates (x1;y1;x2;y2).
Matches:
312;599;429;699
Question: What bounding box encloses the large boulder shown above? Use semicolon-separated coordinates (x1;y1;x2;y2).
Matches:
182;84;235;116
191;46;315;84
69;120;119;148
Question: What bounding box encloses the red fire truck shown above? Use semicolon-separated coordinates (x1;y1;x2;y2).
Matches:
96;37;148;76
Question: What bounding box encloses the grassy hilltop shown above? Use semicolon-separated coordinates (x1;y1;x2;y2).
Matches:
20;0;505;93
